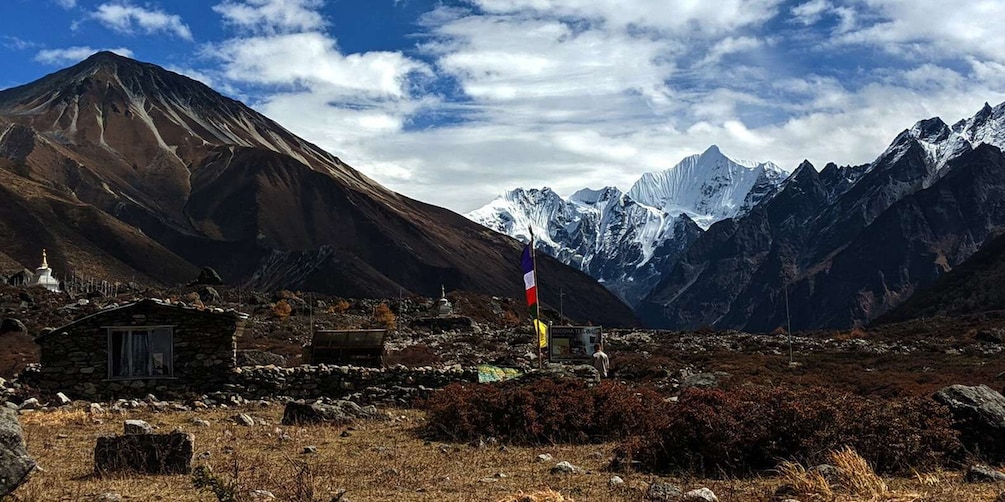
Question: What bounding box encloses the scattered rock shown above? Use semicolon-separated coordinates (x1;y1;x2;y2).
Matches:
123;420;153;435
609;475;625;487
810;464;841;484
233;414;255;426
681;371;731;389
934;385;1005;462
281;400;381;426
0;408;36;496
965;464;1005;483
977;329;1005;344
95;493;123;501
647;482;683;501
536;453;553;463
550;461;583;475
18;398;40;411
199;286;221;304
302;446;317;454
683;487;718;501
55;393;71;406
250;489;276;500
193;267;224;286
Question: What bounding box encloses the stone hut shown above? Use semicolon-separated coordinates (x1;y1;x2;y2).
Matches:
34;299;246;399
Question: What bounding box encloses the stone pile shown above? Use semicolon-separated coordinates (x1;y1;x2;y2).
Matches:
94;424;194;475
281;399;382;425
231;364;477;403
0;408;35;496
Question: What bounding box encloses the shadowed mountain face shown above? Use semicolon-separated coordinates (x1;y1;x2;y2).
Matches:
877;230;1005;324
0;52;636;326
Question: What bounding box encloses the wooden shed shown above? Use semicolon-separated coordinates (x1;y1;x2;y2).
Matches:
302;329;387;367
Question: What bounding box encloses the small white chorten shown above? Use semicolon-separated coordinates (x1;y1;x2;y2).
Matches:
32;249;60;292
436;285;453;317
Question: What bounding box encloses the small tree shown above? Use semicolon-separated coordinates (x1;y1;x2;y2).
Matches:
371;303;396;330
272;299;293;319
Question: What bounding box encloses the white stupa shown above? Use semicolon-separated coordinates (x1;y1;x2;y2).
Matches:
32;249;60;292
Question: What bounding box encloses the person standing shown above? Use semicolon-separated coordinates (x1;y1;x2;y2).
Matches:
592;343;609;378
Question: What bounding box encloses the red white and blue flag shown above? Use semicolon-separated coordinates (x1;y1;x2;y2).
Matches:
521;243;547;348
521;244;537;312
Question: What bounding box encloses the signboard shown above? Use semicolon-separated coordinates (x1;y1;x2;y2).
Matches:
548;325;602;363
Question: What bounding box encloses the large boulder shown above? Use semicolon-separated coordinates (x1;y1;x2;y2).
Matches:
281;400;381;426
934;385;1005;462
192;267;223;286
0;319;27;336
0;408;36;496
94;432;194;475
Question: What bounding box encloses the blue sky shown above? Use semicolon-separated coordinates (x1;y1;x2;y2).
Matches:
2;0;1005;212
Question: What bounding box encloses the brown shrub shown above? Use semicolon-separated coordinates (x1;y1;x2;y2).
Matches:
614;386;962;477
370;303;396;329
421;377;670;445
501;310;521;327
272;300;292;319
328;299;351;314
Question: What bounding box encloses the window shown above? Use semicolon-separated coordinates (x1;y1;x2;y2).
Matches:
107;327;174;378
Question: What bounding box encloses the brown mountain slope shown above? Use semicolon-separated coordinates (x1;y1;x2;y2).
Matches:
0;52;636;326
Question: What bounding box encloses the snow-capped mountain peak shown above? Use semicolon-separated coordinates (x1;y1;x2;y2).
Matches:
466;146;784;306
625;144;786;229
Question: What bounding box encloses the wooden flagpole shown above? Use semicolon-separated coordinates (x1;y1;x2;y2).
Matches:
530;226;543;369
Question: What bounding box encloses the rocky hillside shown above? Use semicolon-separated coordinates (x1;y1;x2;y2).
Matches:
877;231;1005;324
0;52;636;327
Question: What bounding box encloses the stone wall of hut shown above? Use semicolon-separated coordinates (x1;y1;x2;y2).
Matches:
35;301;243;399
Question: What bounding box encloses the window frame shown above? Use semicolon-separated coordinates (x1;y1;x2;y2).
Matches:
104;325;176;380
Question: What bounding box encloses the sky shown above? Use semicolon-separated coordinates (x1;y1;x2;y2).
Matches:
2;1;1005;213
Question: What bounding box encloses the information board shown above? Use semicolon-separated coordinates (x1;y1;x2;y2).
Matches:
548;325;602;363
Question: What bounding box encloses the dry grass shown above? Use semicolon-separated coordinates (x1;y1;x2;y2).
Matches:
777;447;959;502
496;488;570;502
777;461;833;499
829;447;892;498
7;407;1005;501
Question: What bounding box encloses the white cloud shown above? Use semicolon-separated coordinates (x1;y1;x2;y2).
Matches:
3;37;41;51
213;0;326;34
838;1;1005;63
470;0;784;35
791;0;830;25
698;36;763;66
34;46;133;65
210;32;429;99
429;16;676;104
183;0;1005;213
90;2;193;40
54;0;77;8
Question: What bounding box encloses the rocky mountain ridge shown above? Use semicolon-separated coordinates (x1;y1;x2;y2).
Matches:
640;101;1005;330
466;146;784;305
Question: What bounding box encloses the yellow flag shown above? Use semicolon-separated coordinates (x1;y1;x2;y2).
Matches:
534;319;548;348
